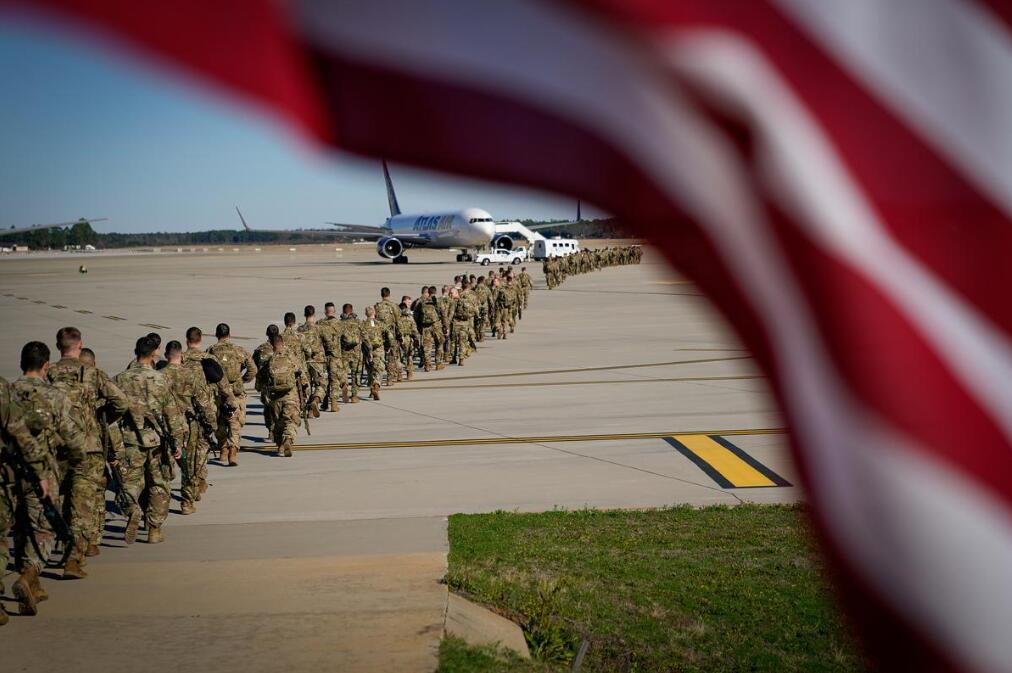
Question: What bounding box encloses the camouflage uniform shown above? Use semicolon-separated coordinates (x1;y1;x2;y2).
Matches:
252;340;275;434
47;358;131;563
374;298;402;385
396;307;420;380
318;316;345;410
436;295;454;364
519;270;532;309
493;284;511;339
255;350;303;454
0;377;53;616
11;377;86;574
474;281;491;342
206;339;255;465
180;348;219;495
339;314;364;401
114;362;187;538
452;291;478;363
162;363;216;509
361;318;386;398
415;298;442;371
297;321;327;413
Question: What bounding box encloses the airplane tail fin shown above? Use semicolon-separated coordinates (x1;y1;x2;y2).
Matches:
382;160;401;217
235;206;252;232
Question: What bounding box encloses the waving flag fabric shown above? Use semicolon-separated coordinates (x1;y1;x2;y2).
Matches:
4;1;1011;671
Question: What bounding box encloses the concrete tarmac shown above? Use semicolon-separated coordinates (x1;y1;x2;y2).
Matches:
0;244;797;671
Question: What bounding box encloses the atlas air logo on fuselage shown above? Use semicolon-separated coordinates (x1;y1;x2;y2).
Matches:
413;215;454;232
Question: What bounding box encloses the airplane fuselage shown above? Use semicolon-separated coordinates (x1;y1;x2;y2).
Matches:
387;207;496;249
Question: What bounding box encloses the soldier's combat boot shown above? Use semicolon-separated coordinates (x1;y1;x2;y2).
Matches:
423;363;430;372
147;527;164;544
63;558;87;580
199;478;208;496
13;568;38;615
406;368;414;381
283;441;293;458
29;569;48;602
435;362;445;370
342;385;350;404
124;506;141;545
370;383;381;401
180;501;196;515
85;543;100;557
228;446;239;467
350;393;360;403
311;396;321;418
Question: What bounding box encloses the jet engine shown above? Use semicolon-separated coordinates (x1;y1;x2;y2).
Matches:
491;234;514;251
377;236;404;260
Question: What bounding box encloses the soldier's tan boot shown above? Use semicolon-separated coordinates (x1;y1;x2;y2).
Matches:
342;385;350;404
85;543;100;557
406;368;414;381
228;446;239;467
327;396;340;412
283;441;293;458
63;557;87;580
147;527;164;544
311;397;321;418
351;393;360;403
435;363;444;370
26;568;48;602
124;506;141;545
180;501;196;515
370;383;381;401
199;478;208;497
14;568;38;615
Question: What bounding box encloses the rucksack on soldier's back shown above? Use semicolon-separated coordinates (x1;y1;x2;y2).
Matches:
266;356;296;395
420;301;439;327
215;346;243;382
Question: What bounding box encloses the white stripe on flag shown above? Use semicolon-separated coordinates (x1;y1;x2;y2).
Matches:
774;0;1012;219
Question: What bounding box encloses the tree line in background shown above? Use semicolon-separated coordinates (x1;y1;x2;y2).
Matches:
1;218;633;250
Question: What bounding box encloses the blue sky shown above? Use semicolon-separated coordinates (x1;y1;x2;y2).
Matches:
0;20;602;233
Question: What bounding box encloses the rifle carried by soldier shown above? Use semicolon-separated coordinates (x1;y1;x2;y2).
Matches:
7;447;73;558
296;379;311;436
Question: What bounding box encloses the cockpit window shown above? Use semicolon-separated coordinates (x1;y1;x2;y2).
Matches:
468;217;494;223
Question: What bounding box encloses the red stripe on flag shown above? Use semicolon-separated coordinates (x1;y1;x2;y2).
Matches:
578;0;1012;344
0;0;332;142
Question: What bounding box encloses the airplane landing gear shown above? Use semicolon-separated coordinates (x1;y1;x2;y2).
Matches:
456;252;474;263
393;255;409;264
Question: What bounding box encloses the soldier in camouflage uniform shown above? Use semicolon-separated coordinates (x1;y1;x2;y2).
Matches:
47;326;132;572
180;328;220;497
340;304;363;403
519;267;532;309
361;306;386;401
414;289;443;372
429;285;447;365
493;277;511;339
11;342;87;613
114;335;188;544
0;376;53;626
318;302;343;413
255;333;304;457
474;276;491;342
297;305;327;416
161;341;216;515
450;283;477;365
396;303;420;380
281;311;309;373
253;324;280;436
374;287;402;385
207;323;255;467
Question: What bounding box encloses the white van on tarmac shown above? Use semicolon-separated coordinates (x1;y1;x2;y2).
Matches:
533;238;580;260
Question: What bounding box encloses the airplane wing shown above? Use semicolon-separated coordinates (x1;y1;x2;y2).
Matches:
520;200;584;231
0;217;108;236
325;223;435;247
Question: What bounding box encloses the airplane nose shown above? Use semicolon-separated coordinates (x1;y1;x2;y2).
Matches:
479;221;496;240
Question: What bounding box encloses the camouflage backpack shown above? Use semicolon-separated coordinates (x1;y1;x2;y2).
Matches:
340;322;361;349
48;360;98;416
12;382;55;443
211;344;243;383
420;301;439;327
265;355;296;395
374;300;397;326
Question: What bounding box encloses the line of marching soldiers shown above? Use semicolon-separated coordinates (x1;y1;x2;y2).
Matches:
251;266;533;457
0;265;532;623
543;245;642;289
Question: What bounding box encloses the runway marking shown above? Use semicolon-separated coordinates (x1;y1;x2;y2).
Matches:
76;309;93;314
139;323;172;330
103;315;127;321
391;374;764;391
665;436;791;488
420;355;753;383
267;427;784;452
31;299;46;304
50;304;67;309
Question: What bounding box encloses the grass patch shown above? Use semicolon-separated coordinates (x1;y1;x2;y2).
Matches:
444;504;864;673
438;635;556;673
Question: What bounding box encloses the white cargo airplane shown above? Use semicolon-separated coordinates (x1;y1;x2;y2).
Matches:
322;161;503;263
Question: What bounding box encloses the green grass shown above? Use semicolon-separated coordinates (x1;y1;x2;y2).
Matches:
438;635;556;673
444;504;864;673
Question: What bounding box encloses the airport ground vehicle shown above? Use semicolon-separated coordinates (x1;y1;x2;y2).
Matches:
475;247;528;265
532;237;580;259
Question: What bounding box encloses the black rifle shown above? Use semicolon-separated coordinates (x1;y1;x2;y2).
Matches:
8;448;74;555
104;459;136;516
297;381;311;436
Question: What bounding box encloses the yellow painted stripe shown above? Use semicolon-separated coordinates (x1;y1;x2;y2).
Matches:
242;427;784;452
675;435;775;487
